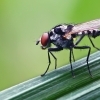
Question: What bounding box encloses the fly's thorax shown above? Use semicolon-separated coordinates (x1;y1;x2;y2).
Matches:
49;24;74;48
50;32;60;41
51;36;74;49
50;24;74;35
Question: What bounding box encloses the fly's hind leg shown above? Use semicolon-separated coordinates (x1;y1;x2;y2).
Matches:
88;34;100;50
74;45;92;77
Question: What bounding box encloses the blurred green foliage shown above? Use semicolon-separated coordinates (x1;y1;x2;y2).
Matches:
0;0;100;90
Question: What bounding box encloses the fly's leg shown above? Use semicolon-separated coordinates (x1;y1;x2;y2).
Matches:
69;47;75;77
71;49;75;62
73;34;85;61
88;35;100;50
41;47;63;76
74;45;92;77
50;52;57;69
74;34;85;45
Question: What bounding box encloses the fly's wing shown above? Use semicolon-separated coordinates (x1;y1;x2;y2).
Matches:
64;19;100;38
72;19;100;33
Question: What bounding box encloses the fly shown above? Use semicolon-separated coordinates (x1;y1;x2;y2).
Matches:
36;19;100;77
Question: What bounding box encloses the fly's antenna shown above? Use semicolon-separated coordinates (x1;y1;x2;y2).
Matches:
36;37;41;45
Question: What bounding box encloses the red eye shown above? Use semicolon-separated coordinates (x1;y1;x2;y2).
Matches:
41;33;49;46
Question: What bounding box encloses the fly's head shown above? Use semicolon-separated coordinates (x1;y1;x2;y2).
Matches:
36;32;51;50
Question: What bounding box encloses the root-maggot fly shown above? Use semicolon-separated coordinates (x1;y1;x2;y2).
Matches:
36;19;100;77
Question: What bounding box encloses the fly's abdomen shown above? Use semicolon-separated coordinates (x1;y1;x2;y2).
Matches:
90;30;100;38
77;29;100;38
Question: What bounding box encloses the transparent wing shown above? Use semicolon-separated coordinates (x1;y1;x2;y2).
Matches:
64;19;100;38
72;18;100;33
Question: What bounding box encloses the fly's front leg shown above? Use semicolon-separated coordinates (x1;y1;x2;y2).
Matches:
50;52;57;69
41;46;63;76
41;50;51;76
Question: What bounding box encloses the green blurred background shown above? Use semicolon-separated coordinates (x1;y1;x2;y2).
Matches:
0;0;100;91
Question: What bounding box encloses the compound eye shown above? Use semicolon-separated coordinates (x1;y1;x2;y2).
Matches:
41;33;49;46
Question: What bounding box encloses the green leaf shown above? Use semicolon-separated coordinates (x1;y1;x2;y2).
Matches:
0;51;100;100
